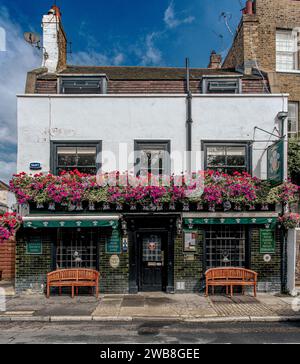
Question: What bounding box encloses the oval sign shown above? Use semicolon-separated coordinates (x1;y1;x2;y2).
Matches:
264;254;272;263
110;255;120;269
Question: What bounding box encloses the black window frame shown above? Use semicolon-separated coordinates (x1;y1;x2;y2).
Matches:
202;77;242;94
59;76;108;94
134;140;171;177
202;141;252;175
50;141;102;176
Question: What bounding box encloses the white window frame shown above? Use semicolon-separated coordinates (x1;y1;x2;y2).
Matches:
288;102;299;139
276;29;299;72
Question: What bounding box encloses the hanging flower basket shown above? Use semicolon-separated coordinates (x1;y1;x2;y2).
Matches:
279;213;300;229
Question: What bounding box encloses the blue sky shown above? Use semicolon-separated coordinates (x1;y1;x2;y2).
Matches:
0;0;244;182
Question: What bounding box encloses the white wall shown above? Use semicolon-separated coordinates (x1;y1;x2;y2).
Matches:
17;94;288;178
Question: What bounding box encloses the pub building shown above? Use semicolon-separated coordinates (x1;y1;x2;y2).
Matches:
14;5;289;295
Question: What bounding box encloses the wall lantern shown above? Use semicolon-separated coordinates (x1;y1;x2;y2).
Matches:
121;220;128;235
176;218;182;235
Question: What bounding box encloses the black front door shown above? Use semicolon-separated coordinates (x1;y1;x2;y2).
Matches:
139;233;167;292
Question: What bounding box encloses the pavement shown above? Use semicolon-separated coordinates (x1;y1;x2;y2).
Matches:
1;287;300;323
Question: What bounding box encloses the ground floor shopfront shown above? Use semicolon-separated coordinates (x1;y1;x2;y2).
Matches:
15;212;283;294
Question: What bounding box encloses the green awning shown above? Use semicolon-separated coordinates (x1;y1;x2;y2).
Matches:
23;215;120;229
183;212;278;227
184;217;277;226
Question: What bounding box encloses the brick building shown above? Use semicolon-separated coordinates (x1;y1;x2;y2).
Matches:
223;0;300;293
223;0;300;139
13;5;292;295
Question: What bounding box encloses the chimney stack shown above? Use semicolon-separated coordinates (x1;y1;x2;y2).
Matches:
42;5;67;73
208;51;222;69
242;0;254;15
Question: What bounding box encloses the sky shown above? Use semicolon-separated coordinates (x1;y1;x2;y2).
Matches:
0;0;244;183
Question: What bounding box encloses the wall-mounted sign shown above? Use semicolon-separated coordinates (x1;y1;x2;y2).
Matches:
260;229;276;254
109;255;120;269
267;140;284;185
26;239;42;255
106;230;121;254
30;162;42;171
184;230;197;252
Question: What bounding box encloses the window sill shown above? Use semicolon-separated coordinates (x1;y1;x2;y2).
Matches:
276;69;300;75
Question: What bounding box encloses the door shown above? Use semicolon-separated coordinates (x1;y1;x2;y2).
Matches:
139;233;166;292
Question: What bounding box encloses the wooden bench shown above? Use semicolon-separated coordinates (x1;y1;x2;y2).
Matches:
205;267;258;298
47;269;99;299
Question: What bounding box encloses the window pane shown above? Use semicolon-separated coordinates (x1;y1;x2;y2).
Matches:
138;147;168;176
288;102;299;137
226;146;246;166
77;147;97;166
207;147;226;166
57;147;77;166
276;30;298;70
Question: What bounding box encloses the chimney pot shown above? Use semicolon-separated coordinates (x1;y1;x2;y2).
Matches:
243;0;254;15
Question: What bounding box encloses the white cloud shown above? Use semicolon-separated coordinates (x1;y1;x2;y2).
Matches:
72;21;125;66
140;32;162;66
0;160;16;183
164;2;195;29
0;6;40;182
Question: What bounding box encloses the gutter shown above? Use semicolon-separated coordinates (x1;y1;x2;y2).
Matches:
186;58;193;173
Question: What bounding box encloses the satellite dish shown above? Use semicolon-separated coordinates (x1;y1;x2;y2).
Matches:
24;32;41;45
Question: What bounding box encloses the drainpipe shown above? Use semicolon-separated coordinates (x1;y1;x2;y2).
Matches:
186;58;193;173
278;111;289;293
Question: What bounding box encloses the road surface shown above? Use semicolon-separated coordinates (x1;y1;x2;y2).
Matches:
0;320;299;344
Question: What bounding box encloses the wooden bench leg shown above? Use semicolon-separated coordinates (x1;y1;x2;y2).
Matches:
76;287;79;296
95;285;99;299
254;285;257;298
230;285;233;297
59;287;62;296
47;285;50;299
71;286;74;299
242;286;245;295
226;286;229;296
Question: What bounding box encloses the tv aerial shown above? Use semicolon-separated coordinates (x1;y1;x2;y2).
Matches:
24;31;49;60
24;32;41;47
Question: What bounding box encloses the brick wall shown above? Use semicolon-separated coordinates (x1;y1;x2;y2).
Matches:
174;233;204;293
223;0;300;125
35;78;269;94
15;229;53;293
0;238;15;281
174;225;282;294
99;230;129;294
250;227;282;292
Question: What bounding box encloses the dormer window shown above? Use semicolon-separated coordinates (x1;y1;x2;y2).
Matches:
202;77;241;94
60;76;108;94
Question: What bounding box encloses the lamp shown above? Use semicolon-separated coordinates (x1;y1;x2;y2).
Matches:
176;218;182;234
121;220;128;235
